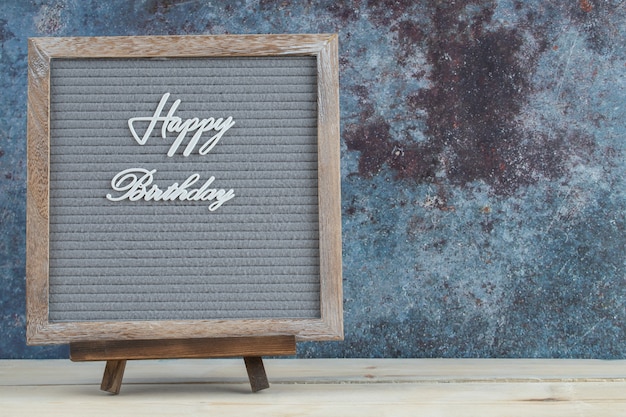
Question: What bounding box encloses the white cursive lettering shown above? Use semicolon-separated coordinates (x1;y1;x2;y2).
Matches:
106;167;235;211
127;93;236;157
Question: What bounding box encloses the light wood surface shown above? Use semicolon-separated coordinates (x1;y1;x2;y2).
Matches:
1;359;624;416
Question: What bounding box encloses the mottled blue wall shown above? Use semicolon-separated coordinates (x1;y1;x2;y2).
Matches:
0;0;624;359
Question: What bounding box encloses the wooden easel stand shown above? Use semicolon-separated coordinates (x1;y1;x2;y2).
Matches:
70;335;296;394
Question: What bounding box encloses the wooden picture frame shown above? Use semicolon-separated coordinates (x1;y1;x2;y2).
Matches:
26;34;342;346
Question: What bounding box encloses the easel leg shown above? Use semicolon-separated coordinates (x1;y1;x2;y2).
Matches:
244;356;269;392
100;360;127;394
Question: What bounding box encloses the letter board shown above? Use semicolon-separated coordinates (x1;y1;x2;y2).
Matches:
26;34;342;344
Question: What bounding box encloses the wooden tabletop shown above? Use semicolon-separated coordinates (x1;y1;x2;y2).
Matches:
1;359;625;416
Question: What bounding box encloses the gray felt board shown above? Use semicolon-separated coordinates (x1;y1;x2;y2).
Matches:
48;56;321;321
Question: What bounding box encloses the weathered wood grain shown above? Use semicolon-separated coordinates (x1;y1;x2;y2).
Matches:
316;35;343;338
26;38;51;346
29;34;335;58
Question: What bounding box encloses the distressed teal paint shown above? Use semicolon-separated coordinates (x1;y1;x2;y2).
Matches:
0;0;624;358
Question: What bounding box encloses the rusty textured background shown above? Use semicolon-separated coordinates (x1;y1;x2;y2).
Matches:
0;0;624;358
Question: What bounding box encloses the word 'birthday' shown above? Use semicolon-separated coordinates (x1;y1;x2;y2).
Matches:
128;93;235;157
106;168;235;211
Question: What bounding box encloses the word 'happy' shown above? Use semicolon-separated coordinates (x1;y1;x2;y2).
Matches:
128;93;236;157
